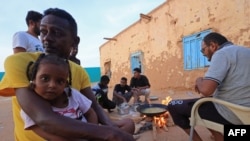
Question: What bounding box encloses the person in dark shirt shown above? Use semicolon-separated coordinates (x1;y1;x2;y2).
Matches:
92;75;116;112
130;68;151;104
112;77;133;106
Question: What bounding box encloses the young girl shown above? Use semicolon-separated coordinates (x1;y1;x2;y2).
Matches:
21;54;98;141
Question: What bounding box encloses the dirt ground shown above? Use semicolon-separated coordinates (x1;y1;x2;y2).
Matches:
0;90;214;141
0;97;13;141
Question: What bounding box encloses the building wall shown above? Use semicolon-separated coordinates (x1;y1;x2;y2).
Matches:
99;0;250;91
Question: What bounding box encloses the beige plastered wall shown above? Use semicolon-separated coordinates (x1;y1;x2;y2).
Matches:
99;0;250;93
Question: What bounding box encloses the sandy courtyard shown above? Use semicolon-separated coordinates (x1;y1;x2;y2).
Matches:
0;90;214;141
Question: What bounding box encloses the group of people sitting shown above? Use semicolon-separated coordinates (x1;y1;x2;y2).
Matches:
1;6;250;141
91;67;151;113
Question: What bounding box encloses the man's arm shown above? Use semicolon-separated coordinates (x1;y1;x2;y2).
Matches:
16;87;134;141
113;91;126;102
127;85;132;92
136;76;150;90
129;78;134;88
195;77;218;96
113;85;126;102
13;47;26;54
31;125;69;141
80;87;117;126
84;108;98;124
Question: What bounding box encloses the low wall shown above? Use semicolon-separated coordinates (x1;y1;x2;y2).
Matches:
0;67;101;83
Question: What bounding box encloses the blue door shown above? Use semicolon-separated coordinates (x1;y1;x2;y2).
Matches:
130;51;143;73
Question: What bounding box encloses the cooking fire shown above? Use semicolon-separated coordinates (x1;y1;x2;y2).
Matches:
153;112;168;129
135;111;170;141
135;96;173;140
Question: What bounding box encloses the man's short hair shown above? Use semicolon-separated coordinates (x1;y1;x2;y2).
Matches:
203;32;228;46
43;8;78;37
100;75;110;82
121;77;127;82
133;68;141;73
25;10;43;25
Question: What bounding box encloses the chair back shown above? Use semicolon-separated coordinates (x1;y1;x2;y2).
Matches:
189;97;250;141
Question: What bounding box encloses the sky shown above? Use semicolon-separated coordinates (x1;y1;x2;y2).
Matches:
0;0;166;71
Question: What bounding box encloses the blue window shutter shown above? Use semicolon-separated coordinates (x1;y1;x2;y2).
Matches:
183;30;211;70
190;38;198;69
183;36;198;70
130;56;138;70
130;51;143;73
197;37;205;67
199;31;211;67
183;40;192;69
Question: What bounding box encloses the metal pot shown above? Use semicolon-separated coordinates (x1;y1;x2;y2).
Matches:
117;102;130;115
137;103;168;117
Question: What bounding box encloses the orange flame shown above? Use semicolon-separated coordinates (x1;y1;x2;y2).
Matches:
161;96;172;105
154;115;167;127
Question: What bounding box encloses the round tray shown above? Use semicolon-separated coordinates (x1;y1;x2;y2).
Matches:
149;96;159;100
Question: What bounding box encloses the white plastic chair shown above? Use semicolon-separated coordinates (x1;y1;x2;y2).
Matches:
189;97;250;141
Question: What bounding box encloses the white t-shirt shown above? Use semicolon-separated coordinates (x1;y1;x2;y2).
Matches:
12;31;44;52
21;88;92;129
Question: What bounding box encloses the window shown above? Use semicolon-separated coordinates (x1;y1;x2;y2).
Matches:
183;30;211;70
130;51;143;73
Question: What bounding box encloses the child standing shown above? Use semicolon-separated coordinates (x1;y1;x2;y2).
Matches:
21;54;98;141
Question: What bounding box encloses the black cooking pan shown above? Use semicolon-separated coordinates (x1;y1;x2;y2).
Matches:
137;103;168;117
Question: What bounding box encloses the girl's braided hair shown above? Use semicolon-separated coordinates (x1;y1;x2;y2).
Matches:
26;54;72;96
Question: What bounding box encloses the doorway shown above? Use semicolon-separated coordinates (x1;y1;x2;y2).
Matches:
130;51;143;73
104;61;111;78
